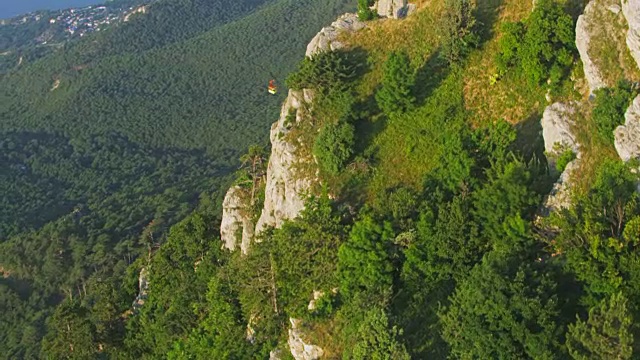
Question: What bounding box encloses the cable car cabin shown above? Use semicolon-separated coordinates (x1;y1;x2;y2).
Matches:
268;80;277;95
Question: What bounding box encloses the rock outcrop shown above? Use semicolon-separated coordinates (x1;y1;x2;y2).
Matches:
306;13;365;57
132;267;149;311
622;0;640;68
258;14;366;235
254;90;314;235
374;0;408;19
288;318;324;360
220;186;254;254
541;103;581;212
541;102;579;157
576;1;607;93
615;94;640;162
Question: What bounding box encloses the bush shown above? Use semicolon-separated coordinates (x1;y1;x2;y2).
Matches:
555;149;576;173
286;51;359;92
496;0;575;86
593;81;637;142
440;0;478;65
313;120;355;175
375;51;416;115
357;0;377;21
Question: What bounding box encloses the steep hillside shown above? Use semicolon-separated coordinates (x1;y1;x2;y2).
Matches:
207;0;640;358
3;0;640;359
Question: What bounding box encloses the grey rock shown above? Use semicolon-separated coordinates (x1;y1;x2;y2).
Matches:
615;94;640;161
540;102;582;214
254;90;314;235
306;13;365;57
270;349;284;360
576;1;607;93
542;160;580;214
622;0;640;68
609;4;622;14
220;186;254;254
288;318;324;360
541;102;579;156
374;0;408;19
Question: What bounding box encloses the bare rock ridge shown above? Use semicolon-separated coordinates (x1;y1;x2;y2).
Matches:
306;13;366;57
288;318;324;360
616;95;640;162
220;186;254;254
540;102;581;213
576;1;607;93
623;0;640;68
257;13;365;236
254;90;313;235
221;13;366;255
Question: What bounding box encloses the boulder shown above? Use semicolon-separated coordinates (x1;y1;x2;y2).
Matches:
306;13;365;57
615;94;640;162
576;1;607;93
541;160;580;214
540;102;582;214
288;318;324;360
622;0;640;68
541;102;579;156
220;186;254;254
374;0;408;19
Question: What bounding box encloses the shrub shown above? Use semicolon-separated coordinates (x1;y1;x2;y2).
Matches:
357;0;377;21
593;81;636;142
375;51;416;115
313;120;355;175
286;51;358;92
496;0;575;86
440;0;479;65
555;149;576;173
496;22;525;74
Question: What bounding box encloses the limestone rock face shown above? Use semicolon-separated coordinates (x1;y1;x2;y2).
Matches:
254;90;313;234
542;160;580;213
257;14;366;235
615;94;640;162
288;318;324;360
541;103;581;213
541;102;579;156
622;0;640;68
576;1;607;93
374;0;408;19
220;186;254;254
306;13;365;57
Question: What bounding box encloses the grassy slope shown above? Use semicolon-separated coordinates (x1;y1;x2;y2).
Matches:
335;0;637;198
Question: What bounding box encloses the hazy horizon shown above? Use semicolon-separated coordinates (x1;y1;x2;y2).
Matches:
1;0;105;19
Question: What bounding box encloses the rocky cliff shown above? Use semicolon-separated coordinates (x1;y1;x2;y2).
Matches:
219;12;367;359
254;89;314;235
540;102;581;213
576;1;608;93
616;94;640;162
220;186;254;254
623;0;640;67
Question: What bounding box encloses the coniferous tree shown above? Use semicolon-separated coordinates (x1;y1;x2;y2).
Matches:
440;0;478;65
375;51;416;115
566;293;634;360
351;307;410;360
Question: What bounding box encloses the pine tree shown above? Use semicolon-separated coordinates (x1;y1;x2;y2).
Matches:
375;51;415;115
566;293;634;360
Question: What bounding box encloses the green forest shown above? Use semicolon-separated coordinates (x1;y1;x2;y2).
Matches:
3;0;640;358
0;0;355;357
